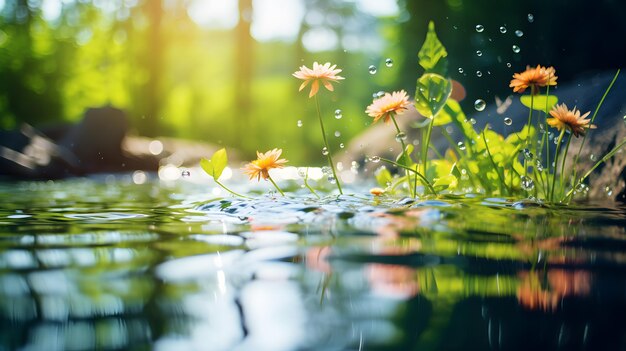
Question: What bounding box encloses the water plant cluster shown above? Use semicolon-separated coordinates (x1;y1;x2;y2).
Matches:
202;21;624;205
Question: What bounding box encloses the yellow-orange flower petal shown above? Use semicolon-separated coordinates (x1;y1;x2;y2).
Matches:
365;90;411;124
509;64;558;94
242;148;288;181
293;62;344;98
547;103;595;137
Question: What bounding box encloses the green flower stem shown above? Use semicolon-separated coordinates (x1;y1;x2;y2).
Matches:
303;168;320;199
314;94;343;195
390;114;415;198
268;175;285;196
524;92;534;176
550;129;566;202
570;69;620;188
559;134;573;199
564;138;626;203
421;117;435;181
214;179;252;199
380;157;437;195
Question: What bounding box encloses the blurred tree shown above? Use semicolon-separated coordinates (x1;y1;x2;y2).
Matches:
234;0;253;139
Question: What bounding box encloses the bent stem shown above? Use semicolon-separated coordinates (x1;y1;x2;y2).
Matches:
524;91;535;176
314;95;343;194
268;175;285;196
550;129;566;202
558;134;573;199
214;179;252;199
302;168;320;199
564;138;626;202
380;157;437;195
390;114;415;197
570;69;620;186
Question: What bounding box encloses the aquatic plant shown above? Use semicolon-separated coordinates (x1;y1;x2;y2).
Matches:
242;148;288;196
199;21;624;206
293;62;345;194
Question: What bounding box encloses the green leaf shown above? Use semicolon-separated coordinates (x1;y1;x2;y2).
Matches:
414;73;452;118
200;148;228;180
433;174;458;189
520;95;558;111
417;21;448;76
396;144;414;167
375;167;392;188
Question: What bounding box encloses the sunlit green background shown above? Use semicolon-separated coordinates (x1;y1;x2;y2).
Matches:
1;0;624;163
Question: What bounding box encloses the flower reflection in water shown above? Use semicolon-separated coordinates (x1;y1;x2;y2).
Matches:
517;269;591;311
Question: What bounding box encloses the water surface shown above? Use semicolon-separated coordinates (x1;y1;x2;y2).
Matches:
1;175;625;350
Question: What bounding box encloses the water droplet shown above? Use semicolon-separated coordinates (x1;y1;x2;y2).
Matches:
297;168;307;178
339;143;345;149
368;156;381;163
368;65;377;74
527;13;534;23
321;166;332;175
504;117;512;125
476;50;483;56
512;45;521;53
575;183;589;194
535;159;544;172
327;175;336;184
476;71;483;77
521;176;535;191
605;185;613;196
474;99;486;111
515;30;524;37
297;120;303;127
372;92;378;98
475;24;484;32
334;131;341;137
457;141;466;150
395;132;407;142
322;147;329;156
385;58;393;67
181;170;191;177
522;148;534;160
334;109;342;119
499;26;507;33
376;91;385;98
470;118;477;125
590;154;596;161
506;62;512;68
458;67;464;74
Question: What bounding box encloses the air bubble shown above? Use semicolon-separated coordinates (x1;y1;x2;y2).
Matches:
499;26;507;33
475;24;484;32
590;154;596;161
470;118;477;125
322;147;329;156
605;185;613;196
368;156;381;163
321;166;332;175
457;141;466;150
474;99;486;111
395;132;407;142
339;143;345;148
385;58;393;67
181;170;191;177
297;120;303;127
333;109;343;119
575;183;589;194
476;71;483;77
368;65;377;74
527;13;534;23
458;67;464;74
512;45;521;53
515;30;523;37
334;131;341;137
476;50;483;57
327;175;336;184
376;91;385;98
535;159;544;172
522;148;534;160
504;117;512;125
506;62;512;68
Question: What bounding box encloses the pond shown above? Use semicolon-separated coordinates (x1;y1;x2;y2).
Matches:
1;174;626;350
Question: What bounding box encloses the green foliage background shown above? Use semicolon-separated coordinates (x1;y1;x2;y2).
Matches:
1;0;624;163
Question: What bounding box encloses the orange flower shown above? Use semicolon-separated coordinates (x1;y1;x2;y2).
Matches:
547;103;596;137
509;65;557;94
242;148;288;181
293;62;345;98
365;90;411;124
